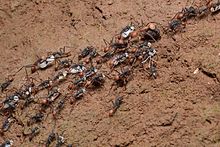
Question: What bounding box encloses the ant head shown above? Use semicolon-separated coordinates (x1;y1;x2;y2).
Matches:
148;22;156;30
131;47;137;53
84;58;90;64
109;109;114;117
138;55;143;60
68;84;74;91
108;60;114;67
31;66;37;73
41;98;48;105
130;30;139;38
176;12;184;20
96;57;102;64
114;75;120;81
78;72;84;78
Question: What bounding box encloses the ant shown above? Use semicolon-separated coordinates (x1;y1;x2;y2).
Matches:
0;140;13;147
45;129;56;147
120;23;135;39
110;67;133;91
141;47;157;66
1;92;21;114
68;63;86;74
168;19;186;33
85;73;105;89
27;112;44;126
23;126;40;141
97;50;114;64
78;46;96;60
70;88;86;104
18;47;71;74
52;70;68;84
72;76;87;88
109;52;129;68
35;78;53;92
18;56;55;74
103;38;128;53
195;0;213;18
55;59;73;71
0;75;14;92
41;88;61;105
52;98;65;119
1;116;14;132
83;66;98;79
147;63;158;79
55;131;65;147
210;0;220;14
129;41;152;65
109;96;123;117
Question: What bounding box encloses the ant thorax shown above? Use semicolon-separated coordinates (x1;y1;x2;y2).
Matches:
121;25;135;38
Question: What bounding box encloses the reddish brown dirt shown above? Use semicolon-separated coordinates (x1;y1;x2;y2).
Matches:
0;0;220;146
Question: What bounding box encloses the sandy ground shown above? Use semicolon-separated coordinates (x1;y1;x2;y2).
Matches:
0;0;220;146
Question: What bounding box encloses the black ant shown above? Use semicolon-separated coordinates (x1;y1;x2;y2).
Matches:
78;46;96;60
210;0;220;14
0;75;14;92
55;131;65;147
27;112;44;126
23;126;40;141
45;129;56;147
52;98;65;119
0;140;13;147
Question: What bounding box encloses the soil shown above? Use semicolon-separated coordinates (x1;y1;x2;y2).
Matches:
0;0;220;146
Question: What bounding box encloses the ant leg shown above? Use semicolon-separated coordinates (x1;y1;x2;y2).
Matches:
106;83;114;96
141;56;150;64
103;39;110;46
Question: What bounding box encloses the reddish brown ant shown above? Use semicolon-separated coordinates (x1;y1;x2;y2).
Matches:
109;96;123;117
